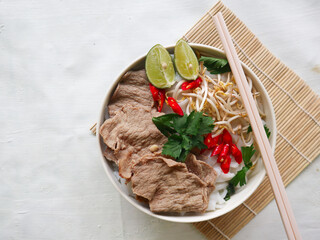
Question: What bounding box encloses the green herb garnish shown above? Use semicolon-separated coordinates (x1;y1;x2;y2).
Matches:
247;125;252;134
263;125;271;139
225;126;271;201
199;56;231;74
247;124;271;139
152;111;214;162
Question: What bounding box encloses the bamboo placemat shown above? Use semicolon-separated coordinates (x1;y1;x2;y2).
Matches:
183;1;320;239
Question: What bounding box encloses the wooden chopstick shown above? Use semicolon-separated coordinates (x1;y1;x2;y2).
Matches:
213;12;301;240
90;122;97;135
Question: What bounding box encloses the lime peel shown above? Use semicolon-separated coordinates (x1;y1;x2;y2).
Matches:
145;44;175;89
174;39;199;80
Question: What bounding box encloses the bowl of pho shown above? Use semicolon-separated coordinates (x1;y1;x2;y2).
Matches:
97;40;276;223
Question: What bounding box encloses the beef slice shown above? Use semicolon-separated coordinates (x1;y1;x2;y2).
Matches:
108;70;154;118
131;155;210;213
100;105;166;179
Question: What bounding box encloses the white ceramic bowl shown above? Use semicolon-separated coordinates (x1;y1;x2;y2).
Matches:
97;44;276;223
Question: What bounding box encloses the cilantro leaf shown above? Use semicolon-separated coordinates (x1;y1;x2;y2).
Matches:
224;183;235;201
185;111;214;136
224;166;249;201
173;114;188;134
181;134;192;150
247;125;252;134
162;135;182;159
185;111;202;135
229;166;249;187
241;145;255;168
152;111;214;162
152;113;176;125
264;125;271;139
177;149;189;162
247;124;271;139
224;167;249;201
152;114;176;137
197;115;215;135
190;135;208;150
199;56;231;74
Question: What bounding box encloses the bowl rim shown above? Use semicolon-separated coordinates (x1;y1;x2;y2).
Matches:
97;43;277;223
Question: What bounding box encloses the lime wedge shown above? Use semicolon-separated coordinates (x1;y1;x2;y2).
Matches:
145;44;175;89
174;39;199;80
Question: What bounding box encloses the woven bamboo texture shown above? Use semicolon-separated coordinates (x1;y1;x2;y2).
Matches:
183;1;320;239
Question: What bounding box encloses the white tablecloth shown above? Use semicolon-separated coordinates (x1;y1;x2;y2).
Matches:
1;0;319;239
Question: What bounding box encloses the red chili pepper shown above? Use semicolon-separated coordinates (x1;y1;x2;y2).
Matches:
194;77;202;87
222;129;232;145
157;90;165;112
211;143;223;157
212;135;221;147
149;83;159;101
149;83;165;112
181;77;202;91
216;144;230;163
204;133;220;149
167;97;184;116
181;81;192;90
220;144;230;158
204;133;214;149
235;155;242;164
230;143;239;156
231;143;242;164
230;143;241;156
205;134;222;154
221;155;232;173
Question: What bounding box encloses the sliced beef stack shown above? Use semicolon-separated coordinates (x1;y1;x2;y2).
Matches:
100;105;166;179
99;69;217;213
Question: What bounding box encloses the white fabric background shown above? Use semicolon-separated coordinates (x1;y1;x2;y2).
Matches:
1;0;319;239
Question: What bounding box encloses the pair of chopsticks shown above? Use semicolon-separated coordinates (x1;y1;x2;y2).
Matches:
213;12;301;240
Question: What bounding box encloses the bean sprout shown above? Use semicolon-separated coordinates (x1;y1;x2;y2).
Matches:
172;70;265;145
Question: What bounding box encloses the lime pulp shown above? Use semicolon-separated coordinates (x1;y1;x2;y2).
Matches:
145;44;175;89
174;39;199;80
